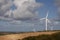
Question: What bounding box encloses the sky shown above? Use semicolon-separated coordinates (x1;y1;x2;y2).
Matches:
0;0;60;32
36;0;57;18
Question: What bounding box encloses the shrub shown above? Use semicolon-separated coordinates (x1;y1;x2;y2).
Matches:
22;35;54;40
36;35;54;40
51;32;60;40
22;32;60;40
18;39;20;40
22;36;36;40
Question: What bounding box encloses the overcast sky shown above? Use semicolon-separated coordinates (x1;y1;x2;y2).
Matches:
0;0;60;32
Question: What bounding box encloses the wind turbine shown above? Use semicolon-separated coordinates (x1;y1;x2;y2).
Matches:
33;28;36;32
32;24;36;32
51;27;53;30
40;11;51;31
49;22;54;31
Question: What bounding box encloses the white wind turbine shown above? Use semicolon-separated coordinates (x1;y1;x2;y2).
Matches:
40;11;51;31
32;24;36;32
33;28;36;32
51;27;53;30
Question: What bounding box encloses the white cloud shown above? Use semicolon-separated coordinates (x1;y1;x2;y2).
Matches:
0;0;12;16
7;0;43;20
0;0;43;28
0;0;43;21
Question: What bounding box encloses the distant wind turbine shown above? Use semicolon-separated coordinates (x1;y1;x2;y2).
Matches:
51;27;53;30
49;23;54;30
32;24;36;32
40;11;51;31
33;28;36;32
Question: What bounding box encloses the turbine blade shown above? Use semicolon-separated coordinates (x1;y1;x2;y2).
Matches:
40;18;46;20
47;19;51;23
46;11;49;18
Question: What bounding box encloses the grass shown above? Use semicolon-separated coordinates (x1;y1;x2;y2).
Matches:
22;32;60;40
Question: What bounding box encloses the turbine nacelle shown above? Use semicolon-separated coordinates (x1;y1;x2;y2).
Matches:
40;18;51;23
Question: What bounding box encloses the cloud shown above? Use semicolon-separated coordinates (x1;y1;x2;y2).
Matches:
4;0;43;21
0;0;43;21
0;0;43;29
0;0;12;16
55;0;60;20
55;0;60;6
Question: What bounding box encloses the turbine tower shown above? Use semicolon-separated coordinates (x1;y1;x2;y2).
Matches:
45;11;49;31
40;11;51;31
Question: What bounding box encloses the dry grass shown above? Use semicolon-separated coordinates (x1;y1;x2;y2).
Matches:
0;31;59;40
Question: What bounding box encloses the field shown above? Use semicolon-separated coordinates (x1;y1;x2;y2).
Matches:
0;30;60;40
